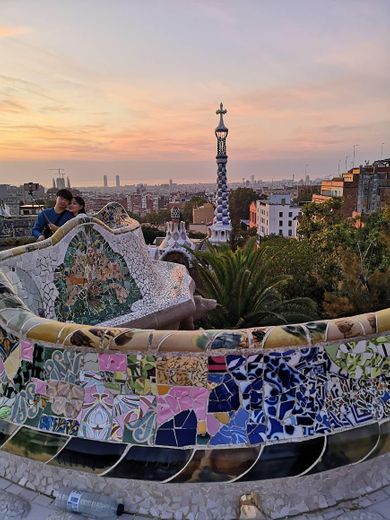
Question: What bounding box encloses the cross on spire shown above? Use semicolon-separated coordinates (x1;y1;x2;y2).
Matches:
216;102;227;116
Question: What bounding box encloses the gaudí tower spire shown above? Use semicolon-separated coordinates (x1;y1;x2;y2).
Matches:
208;102;232;245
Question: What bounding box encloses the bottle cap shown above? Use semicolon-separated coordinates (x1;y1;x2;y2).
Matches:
117;503;125;516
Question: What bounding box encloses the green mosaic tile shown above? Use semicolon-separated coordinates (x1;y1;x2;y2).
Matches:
53;225;142;325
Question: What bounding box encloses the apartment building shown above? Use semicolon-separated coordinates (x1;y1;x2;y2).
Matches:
257;194;300;238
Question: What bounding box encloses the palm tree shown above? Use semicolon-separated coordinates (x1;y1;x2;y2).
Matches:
191;238;317;329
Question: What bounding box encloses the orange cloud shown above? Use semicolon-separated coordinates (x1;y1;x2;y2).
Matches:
0;26;30;38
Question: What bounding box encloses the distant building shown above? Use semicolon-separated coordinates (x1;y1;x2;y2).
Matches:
249;201;257;228
356;159;390;214
116;175;120;187
85;194;128;213
193;202;214;224
103;175;108;188
312;160;390;216
0;201;11;218
56;177;65;190
297;184;321;202
19;204;45;216
257;194;300;238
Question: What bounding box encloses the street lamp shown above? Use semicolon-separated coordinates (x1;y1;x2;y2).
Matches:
381;142;385;160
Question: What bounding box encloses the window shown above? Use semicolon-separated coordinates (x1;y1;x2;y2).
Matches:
288;220;292;227
288;211;292;217
288;230;292;236
279;220;283;227
281;198;286;205
279;211;283;217
279;230;283;236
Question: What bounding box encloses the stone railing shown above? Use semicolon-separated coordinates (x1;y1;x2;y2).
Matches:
0;262;389;483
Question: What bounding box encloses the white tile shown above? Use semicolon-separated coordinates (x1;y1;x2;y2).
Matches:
0;477;12;490
33;494;54;507
25;503;53;520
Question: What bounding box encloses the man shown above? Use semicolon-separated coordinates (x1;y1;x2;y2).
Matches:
32;189;74;241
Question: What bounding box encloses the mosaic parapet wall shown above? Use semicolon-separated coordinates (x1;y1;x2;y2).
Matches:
0;202;195;328
0;266;389;482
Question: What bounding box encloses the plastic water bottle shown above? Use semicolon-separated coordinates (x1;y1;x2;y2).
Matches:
54;488;124;518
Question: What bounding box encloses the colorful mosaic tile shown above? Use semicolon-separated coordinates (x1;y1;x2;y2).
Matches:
111;394;156;444
326;376;375;428
46;380;84;418
78;384;115;441
208;374;240;413
44;349;84;384
0;326;19;362
210;408;249;446
53;225;142;325
125;355;157;395
326;338;390;379
157;356;207;387
157;386;208;427
210;332;249;350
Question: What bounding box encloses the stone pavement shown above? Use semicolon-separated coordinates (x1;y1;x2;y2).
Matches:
0;475;149;520
0;473;389;520
240;484;390;520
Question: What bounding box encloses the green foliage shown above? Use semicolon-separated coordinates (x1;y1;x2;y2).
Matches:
259;236;325;303
182;196;208;223
141;225;165;245
295;202;390;317
188;230;207;239
228;187;258;229
191;238;317;328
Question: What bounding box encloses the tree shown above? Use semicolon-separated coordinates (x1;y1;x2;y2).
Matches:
228;187;258;229
141;225;165;245
191;238;317;328
323;251;390;317
182;196;208;223
297;203;390;316
259;236;326;304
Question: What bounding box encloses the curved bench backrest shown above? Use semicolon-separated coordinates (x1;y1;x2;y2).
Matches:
0;203;194;327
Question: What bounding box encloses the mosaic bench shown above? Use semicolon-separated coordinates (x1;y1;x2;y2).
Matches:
0;263;389;488
0;203;197;330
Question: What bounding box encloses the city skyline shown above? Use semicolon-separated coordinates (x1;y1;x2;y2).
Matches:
0;0;389;186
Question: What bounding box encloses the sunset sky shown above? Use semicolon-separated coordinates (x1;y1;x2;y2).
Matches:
0;0;389;187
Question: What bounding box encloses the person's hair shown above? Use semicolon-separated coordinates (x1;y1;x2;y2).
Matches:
56;189;73;202
73;196;86;214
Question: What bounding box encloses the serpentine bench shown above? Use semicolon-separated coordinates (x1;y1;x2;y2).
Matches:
0;217;389;518
0;203;197;330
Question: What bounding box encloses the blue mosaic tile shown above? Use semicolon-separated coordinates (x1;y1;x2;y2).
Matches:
226;355;247;381
210;408;249;446
156;410;197;447
247;354;264;380
247;409;267;444
210;332;247;350
208;374;240;413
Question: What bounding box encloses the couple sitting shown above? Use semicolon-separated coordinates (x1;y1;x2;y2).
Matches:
32;189;86;241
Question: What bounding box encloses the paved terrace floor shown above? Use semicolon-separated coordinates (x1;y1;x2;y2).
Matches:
0;475;389;520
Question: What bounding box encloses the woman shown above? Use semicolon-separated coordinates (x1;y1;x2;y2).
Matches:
69;196;86;216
